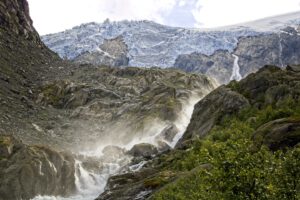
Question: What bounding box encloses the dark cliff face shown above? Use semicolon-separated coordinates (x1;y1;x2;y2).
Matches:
0;0;41;43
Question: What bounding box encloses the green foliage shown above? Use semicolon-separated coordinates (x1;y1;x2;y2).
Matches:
0;136;12;146
151;99;300;200
144;171;177;189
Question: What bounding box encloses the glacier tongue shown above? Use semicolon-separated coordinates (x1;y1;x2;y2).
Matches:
42;12;300;69
230;54;242;81
42;20;262;68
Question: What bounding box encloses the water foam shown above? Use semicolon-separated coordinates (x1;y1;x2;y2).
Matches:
32;90;207;200
230;54;242;81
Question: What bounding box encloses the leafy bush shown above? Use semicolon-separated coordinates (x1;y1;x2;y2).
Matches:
151;99;300;200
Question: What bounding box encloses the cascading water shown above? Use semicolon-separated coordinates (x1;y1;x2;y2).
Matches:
33;157;128;200
31;90;208;200
230;54;242;81
278;33;284;67
170;92;203;147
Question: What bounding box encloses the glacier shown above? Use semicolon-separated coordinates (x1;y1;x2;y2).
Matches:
42;11;300;68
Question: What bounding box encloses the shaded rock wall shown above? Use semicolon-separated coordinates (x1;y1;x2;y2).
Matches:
0;135;76;200
0;0;41;43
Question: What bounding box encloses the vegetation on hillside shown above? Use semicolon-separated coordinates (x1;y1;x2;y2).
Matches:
151;98;300;200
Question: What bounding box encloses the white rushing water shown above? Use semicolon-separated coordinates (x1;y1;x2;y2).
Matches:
278;33;284;67
170;92;203;147
33;158;125;200
230;54;242;81
32;91;206;200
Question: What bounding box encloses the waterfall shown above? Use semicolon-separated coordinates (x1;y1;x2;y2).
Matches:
170;92;203;147
32;158;127;200
31;90;209;200
278;34;284;67
230;54;242;81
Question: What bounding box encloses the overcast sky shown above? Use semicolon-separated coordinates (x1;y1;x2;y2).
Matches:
28;0;300;35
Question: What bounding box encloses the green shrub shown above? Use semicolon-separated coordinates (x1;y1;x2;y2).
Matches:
151;98;300;200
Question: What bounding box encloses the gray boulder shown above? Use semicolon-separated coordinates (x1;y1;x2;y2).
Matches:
128;143;159;158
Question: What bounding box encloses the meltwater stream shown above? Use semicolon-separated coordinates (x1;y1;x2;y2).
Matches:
32;92;205;200
230;54;242;81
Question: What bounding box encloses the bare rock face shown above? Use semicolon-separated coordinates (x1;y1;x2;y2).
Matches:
174;50;234;85
155;124;179;143
0;0;41;43
0;135;76;200
74;36;129;67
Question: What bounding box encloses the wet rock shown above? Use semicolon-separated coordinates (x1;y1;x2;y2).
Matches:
156;141;171;153
0;135;76;200
128;143;158;159
156;124;179;143
253;118;300;151
102;145;126;162
80;156;103;174
97;168;177;200
177;86;250;146
102;145;125;156
96;168;157;200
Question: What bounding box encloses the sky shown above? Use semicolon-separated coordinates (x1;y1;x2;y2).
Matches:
28;0;300;35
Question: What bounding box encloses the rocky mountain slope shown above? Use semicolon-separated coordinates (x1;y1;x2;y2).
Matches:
42;12;300;84
35;66;214;152
0;0;216;199
97;65;300;200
